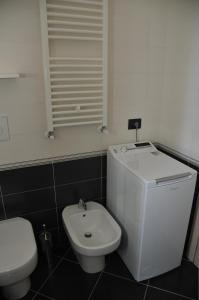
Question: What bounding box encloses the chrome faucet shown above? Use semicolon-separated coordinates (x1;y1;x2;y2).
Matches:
78;198;87;210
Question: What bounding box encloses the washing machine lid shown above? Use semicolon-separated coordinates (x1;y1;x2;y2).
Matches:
109;142;197;185
0;217;37;272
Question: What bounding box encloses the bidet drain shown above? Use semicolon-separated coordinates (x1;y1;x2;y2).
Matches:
84;232;92;238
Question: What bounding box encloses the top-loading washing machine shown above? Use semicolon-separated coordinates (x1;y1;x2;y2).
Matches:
107;142;197;281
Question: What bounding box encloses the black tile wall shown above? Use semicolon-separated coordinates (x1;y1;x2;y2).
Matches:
102;177;107;199
55;178;101;208
0;195;5;220
54;156;101;185
4;187;55;218
101;155;107;177
0;164;53;194
0;154;107;247
25;208;58;233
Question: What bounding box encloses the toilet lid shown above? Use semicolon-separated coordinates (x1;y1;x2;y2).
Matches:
0;217;37;272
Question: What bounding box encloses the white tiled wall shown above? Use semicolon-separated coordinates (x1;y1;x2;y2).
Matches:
0;0;199;165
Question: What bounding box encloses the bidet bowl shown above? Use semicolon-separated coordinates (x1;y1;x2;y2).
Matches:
62;201;121;273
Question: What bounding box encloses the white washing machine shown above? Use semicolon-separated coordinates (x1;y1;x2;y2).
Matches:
107;142;197;281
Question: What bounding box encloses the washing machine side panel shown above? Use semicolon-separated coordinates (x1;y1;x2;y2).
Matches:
139;176;196;281
107;151;146;280
119;167;146;280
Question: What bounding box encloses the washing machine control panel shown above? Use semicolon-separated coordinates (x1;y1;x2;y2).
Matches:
110;141;157;154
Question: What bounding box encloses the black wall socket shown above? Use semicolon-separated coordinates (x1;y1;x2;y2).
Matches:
128;118;142;130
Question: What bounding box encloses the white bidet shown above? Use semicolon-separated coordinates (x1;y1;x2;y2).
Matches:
62;201;121;273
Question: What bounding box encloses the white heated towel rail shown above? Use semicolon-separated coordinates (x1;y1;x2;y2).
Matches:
39;0;108;138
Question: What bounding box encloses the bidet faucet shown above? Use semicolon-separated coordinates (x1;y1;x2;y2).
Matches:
78;198;87;210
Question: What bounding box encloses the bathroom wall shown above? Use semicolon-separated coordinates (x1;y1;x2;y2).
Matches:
0;154;107;244
1;0;199;256
1;1;199;166
0;0;164;166
156;0;199;160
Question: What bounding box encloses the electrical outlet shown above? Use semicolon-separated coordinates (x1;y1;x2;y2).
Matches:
0;115;10;141
128;118;142;130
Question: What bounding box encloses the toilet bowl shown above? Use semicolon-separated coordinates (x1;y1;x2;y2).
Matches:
0;217;38;300
62;201;121;273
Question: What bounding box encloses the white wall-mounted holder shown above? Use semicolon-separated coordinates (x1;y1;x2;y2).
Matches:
97;125;108;134
39;0;108;139
0;73;20;79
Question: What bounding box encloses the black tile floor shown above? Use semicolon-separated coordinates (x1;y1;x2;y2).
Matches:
1;246;198;300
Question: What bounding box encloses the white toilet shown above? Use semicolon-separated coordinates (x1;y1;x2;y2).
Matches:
0;217;38;300
62;201;121;273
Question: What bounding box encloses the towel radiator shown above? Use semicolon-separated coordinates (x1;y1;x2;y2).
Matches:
39;0;108;139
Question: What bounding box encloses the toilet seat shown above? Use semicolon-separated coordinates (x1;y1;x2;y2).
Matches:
0;217;37;286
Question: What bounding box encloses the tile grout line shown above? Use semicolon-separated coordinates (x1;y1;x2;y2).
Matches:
56;176;102;189
22;207;57;217
31;247;71;299
32;252;69;300
87;271;103;300
2;177;104;198
143;285;149;300
62;257;79;265
142;280;149;300
0;185;7;219
32;290;56;300
51;162;60;233
146;284;196;300
104;271;196;300
103;270;148;286
3;185;54;197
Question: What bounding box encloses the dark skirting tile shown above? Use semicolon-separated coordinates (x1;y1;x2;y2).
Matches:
105;252;136;281
184;174;199;257
145;287;188;300
149;260;198;299
4;188;56;217
0;164;53;195
101;155;107;177
53;156;101;185
0;195;5;219
99;197;106;207
102;177;106;199
24;208;58;234
90;273;146;300
55;178;101;208
40;260;99;300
